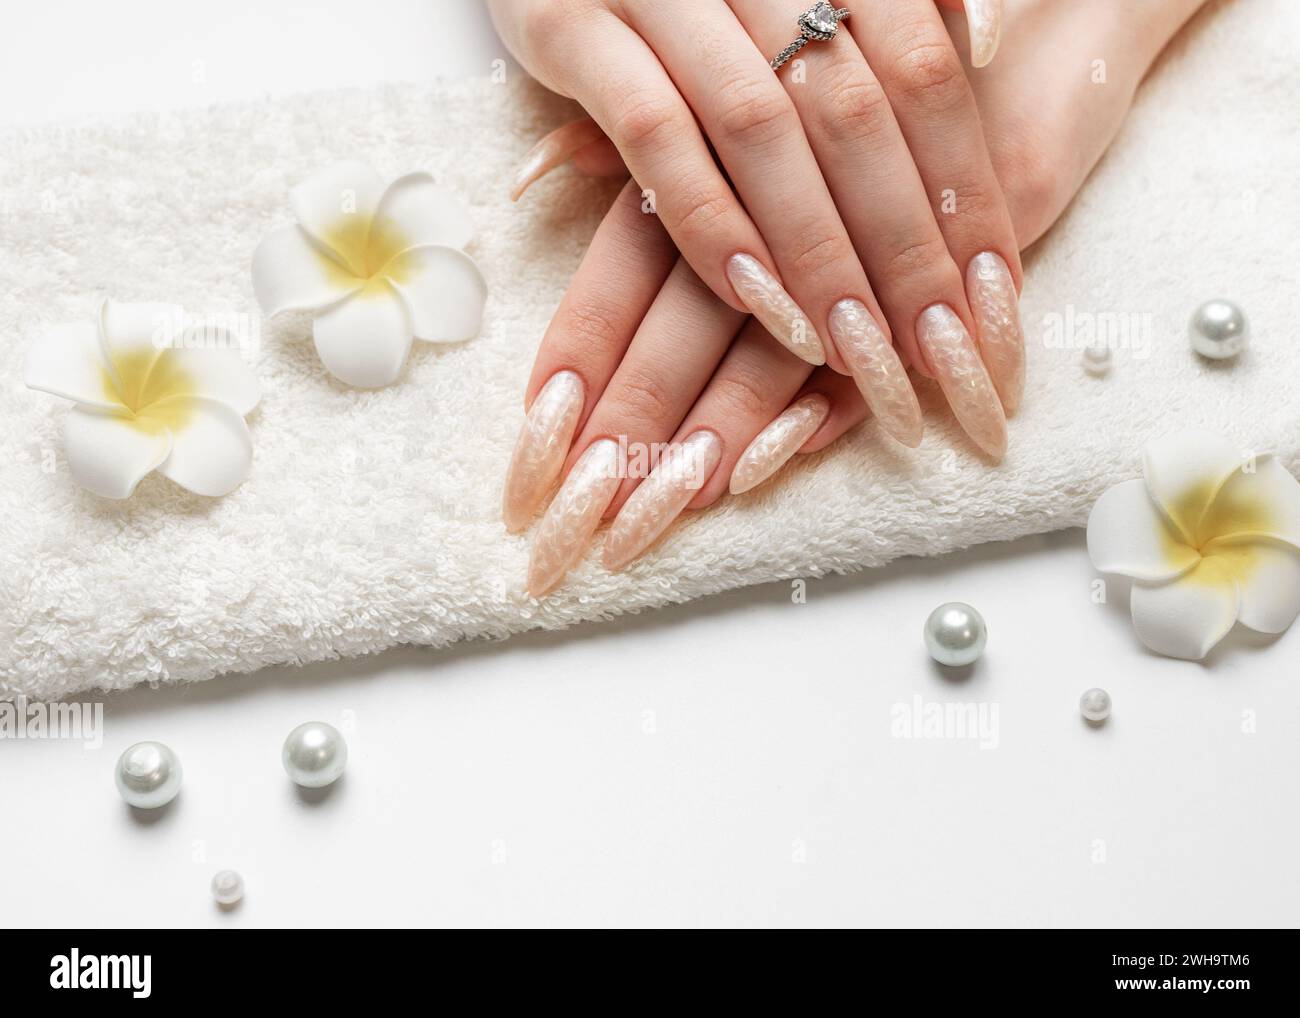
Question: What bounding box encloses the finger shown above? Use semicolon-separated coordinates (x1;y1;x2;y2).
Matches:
565;259;746;514
602;319;815;570
625;0;883;375
854;0;1025;411
526;258;745;595
546;13;789;325
502;180;675;532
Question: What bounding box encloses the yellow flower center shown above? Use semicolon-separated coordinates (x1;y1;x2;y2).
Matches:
1161;474;1277;587
316;215;414;287
100;346;197;434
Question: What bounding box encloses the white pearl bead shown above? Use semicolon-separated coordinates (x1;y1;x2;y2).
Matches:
211;869;244;906
114;741;183;809
1080;687;1112;723
1190;299;1249;359
282;721;347;788
1082;343;1112;376
923;602;987;667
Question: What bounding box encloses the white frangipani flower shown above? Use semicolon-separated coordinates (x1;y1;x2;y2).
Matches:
1087;431;1300;660
251;162;486;388
25;300;261;499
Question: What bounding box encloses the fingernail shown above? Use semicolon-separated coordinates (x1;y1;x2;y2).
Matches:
963;0;1003;68
915;304;1007;460
603;430;722;570
729;394;830;496
966;251;1025;413
725;254;825;365
511;117;607;201
527;438;621;597
502;370;585;533
828;298;923;448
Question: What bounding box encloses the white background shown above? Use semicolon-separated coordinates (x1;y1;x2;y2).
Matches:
3;1;1297;928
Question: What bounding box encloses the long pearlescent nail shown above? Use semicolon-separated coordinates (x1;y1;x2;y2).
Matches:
603;430;722;570
510;117;606;201
527;439;622;597
915;304;1007;461
502;370;584;533
828;299;923;448
729;394;829;496
725;254;825;366
966;251;1025;414
963;0;1003;68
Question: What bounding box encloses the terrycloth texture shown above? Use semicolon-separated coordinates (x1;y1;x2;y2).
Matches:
1;0;1296;699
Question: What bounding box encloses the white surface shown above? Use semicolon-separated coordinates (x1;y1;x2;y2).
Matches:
4;2;1298;929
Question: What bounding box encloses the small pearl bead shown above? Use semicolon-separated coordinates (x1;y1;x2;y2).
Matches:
1190;299;1249;359
1080;687;1112;723
282;722;348;788
1082;343;1112;376
923;602;987;667
211;870;244;906
114;741;183;809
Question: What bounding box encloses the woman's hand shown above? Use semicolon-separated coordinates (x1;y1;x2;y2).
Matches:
491;0;1024;415
503;0;1210;595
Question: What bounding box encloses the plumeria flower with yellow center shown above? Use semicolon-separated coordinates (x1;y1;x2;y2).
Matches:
251;162;486;388
1087;431;1300;660
25;300;262;499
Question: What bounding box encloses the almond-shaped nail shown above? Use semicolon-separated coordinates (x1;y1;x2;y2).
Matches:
502;371;585;533
828;298;923;448
603;430;722;570
511;117;607;201
963;0;1003;68
915;304;1007;461
527;439;622;597
725;254;825;366
729;394;829;496
966;251;1025;414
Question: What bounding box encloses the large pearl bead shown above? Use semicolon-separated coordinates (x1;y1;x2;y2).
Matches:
923;602;987;667
282;721;347;788
1079;687;1112;723
115;741;183;809
211;869;245;906
1190;299;1249;359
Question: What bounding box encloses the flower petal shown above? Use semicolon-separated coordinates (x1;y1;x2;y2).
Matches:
1205;542;1300;634
369;172;474;267
24;320;121;410
289;161;385;276
385;245;486;343
1130;558;1239;660
1200;455;1300;552
100;300;185;407
311;283;413;388
252;225;361;316
152;397;253;496
1142;430;1247;543
63;406;171;499
149;346;262;416
1087;478;1199;582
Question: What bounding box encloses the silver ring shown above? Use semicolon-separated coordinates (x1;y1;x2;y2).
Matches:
770;3;851;71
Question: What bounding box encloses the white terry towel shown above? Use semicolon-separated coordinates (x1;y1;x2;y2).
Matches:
2;0;1297;700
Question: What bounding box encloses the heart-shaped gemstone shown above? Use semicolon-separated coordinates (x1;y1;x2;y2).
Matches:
802;2;838;36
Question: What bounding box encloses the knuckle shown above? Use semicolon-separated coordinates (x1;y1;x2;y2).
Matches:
787;230;855;278
611;93;681;155
817;73;892;144
611;366;676;425
892;40;966;109
664;187;733;241
714;78;798;147
559;296;625;358
882;235;951;283
710;367;770;420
